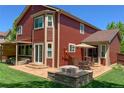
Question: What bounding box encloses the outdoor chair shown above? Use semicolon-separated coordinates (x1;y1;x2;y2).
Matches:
71;58;82;67
78;61;91;70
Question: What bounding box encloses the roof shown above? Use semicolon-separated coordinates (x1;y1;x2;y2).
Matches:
15;5;101;30
0;32;7;37
0;41;32;44
82;29;120;44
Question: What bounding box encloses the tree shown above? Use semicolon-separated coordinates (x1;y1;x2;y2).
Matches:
106;21;116;30
106;21;124;52
6;20;17;41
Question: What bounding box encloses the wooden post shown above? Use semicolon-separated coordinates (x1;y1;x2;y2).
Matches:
16;43;18;65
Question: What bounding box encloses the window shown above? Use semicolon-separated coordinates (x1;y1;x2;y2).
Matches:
101;45;107;57
47;43;53;58
18;45;32;56
47;15;53;27
68;43;76;52
34;16;44;29
26;45;32;55
18;45;25;55
17;26;22;35
80;24;84;34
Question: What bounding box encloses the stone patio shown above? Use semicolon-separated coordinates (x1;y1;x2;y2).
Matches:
9;63;57;79
9;63;112;79
91;64;112;78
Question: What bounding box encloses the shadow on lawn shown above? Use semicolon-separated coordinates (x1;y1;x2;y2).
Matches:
0;81;69;88
83;80;124;88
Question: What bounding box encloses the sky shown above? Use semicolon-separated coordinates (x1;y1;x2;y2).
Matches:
0;5;124;32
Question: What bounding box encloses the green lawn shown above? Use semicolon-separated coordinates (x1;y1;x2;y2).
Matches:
0;62;124;88
0;63;66;88
84;67;124;88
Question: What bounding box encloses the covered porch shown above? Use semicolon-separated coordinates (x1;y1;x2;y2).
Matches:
75;42;110;67
16;41;33;65
83;43;110;66
0;41;33;65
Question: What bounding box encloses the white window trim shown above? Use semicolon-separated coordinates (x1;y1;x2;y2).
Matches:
68;43;76;53
80;24;85;34
17;25;22;35
34;43;43;64
47;14;54;28
101;44;107;58
47;42;53;59
34;15;44;30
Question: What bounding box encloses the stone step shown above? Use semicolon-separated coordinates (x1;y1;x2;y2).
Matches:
26;63;48;69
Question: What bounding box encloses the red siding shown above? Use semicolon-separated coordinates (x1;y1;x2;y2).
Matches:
16;5;99;67
17;5;54;43
110;35;120;64
54;13;59;67
59;14;98;66
47;28;53;42
47;59;52;67
16;5;57;67
33;29;44;43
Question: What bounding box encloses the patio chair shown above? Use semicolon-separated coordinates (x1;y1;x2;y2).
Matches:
70;58;82;67
85;57;93;66
78;61;91;70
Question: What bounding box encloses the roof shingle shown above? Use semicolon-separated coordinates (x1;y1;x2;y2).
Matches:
82;29;120;43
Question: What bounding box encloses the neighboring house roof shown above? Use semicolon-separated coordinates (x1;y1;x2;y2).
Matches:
82;29;120;43
0;32;8;37
15;5;101;30
0;32;7;43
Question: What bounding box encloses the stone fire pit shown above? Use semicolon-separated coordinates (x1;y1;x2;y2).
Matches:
48;65;93;87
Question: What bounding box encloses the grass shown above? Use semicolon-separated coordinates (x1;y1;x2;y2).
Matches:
83;65;124;88
1;62;124;88
0;62;67;88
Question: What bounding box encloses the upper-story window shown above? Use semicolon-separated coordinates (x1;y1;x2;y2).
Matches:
34;16;44;30
47;15;53;27
68;43;76;52
80;24;85;34
17;26;22;35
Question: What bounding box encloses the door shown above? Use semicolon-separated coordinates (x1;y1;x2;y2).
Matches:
34;44;43;64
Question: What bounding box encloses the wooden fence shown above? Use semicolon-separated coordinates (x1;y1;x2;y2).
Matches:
117;53;124;65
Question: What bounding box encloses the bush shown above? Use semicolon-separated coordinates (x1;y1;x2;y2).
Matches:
112;64;124;71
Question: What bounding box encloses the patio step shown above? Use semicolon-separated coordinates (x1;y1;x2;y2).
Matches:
26;63;48;69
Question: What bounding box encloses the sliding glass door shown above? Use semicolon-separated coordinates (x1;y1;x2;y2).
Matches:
34;44;43;64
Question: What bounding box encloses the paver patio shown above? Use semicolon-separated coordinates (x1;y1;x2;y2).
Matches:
91;65;112;78
9;64;57;79
9;63;112;79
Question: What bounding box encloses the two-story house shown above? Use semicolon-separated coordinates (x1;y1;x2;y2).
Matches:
15;5;120;68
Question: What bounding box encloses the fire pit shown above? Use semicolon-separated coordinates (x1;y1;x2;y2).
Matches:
48;65;93;87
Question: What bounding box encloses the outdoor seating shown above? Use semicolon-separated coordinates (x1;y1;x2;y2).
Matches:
78;61;91;70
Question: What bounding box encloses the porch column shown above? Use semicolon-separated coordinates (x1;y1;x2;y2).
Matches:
106;44;110;66
16;44;18;65
98;45;101;65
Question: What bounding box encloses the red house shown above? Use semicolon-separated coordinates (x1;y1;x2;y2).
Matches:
15;5;120;68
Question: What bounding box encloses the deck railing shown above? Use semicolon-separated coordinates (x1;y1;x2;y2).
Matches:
117;53;124;65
